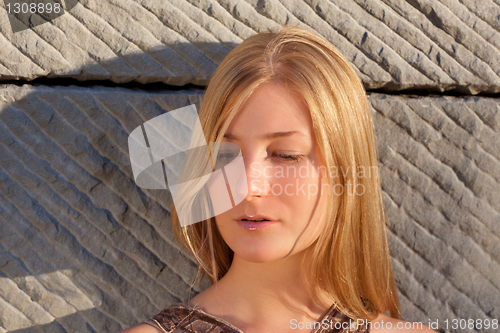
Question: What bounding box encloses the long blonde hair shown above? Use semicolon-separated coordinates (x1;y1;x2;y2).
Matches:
171;25;399;320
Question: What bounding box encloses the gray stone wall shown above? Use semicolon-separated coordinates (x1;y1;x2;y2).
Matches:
0;1;498;332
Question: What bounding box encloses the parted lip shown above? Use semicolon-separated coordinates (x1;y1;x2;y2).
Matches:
235;214;276;221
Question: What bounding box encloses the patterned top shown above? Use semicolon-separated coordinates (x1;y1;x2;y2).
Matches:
144;303;369;333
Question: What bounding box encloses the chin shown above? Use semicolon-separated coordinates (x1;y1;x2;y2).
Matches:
236;251;283;263
229;240;296;264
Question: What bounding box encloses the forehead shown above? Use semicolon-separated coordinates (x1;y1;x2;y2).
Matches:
225;82;313;138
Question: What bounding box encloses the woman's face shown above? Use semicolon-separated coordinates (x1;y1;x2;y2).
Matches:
211;82;330;263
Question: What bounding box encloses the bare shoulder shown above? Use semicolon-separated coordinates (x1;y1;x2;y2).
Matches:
370;313;435;333
119;323;163;333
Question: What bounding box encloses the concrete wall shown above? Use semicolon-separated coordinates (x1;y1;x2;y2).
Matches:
0;1;498;332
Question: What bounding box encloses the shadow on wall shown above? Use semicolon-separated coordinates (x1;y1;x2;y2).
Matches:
0;80;211;332
0;52;500;332
0;8;240;87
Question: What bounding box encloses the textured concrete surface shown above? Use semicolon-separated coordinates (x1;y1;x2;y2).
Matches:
1;0;499;332
0;0;499;93
0;86;207;332
371;94;500;331
0;85;498;332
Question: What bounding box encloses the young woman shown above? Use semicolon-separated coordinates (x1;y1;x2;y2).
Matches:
123;26;433;333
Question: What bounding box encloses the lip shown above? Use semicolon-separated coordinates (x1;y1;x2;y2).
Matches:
235;214;275;221
236;220;278;231
235;214;278;231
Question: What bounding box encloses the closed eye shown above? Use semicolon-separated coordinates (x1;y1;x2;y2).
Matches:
273;153;302;163
214;151;239;169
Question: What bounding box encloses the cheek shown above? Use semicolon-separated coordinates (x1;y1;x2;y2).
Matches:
213;206;233;228
213;213;235;248
274;171;328;234
274;165;324;201
278;167;330;232
207;170;234;216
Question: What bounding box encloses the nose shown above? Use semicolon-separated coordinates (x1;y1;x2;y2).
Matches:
234;154;271;200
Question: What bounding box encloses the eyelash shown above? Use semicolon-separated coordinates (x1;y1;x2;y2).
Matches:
217;152;303;163
272;153;302;163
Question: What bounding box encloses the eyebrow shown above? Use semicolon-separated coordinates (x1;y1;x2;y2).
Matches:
223;131;305;141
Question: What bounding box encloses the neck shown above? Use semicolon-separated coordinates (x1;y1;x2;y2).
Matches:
211;250;332;320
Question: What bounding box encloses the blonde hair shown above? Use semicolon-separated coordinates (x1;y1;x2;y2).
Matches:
171;25;399;320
